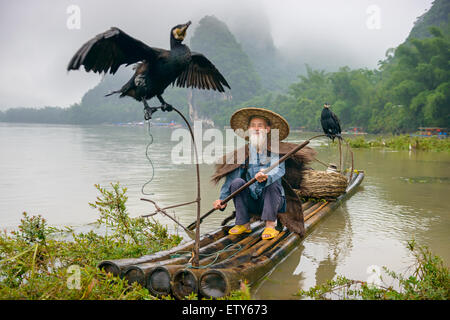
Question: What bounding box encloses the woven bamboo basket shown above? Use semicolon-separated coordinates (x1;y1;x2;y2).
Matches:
294;170;348;199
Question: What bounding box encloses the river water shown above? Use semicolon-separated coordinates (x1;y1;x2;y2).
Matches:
0;122;449;299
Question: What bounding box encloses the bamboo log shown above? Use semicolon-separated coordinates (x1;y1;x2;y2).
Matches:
251;230;289;258
198;226;265;267
171;268;206;300
122;256;188;288
189;229;286;273
302;202;322;217
304;201;329;221
98;225;229;276
122;221;265;286
147;225;265;298
199;232;301;298
301;201;314;211
147;265;185;296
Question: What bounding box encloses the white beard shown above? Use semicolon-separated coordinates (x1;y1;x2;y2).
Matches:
249;131;268;151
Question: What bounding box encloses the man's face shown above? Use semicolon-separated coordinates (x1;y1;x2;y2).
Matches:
248;117;270;136
248;117;270;150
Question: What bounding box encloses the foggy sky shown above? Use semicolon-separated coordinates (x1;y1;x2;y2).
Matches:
0;0;433;110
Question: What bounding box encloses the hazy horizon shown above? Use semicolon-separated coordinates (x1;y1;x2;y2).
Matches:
0;0;433;110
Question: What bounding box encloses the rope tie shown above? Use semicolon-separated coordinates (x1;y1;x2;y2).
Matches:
168;243;244;269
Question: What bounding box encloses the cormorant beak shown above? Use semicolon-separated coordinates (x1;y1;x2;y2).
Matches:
174;21;191;40
179;21;191;36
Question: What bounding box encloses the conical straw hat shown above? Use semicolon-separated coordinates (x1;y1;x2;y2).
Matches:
230;107;290;141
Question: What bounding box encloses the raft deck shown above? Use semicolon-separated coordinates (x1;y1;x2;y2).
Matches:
98;170;365;299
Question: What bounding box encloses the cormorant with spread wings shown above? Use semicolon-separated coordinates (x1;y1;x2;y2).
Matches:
67;21;230;119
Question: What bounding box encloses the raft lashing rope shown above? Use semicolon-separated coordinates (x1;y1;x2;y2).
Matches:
170;243;244;269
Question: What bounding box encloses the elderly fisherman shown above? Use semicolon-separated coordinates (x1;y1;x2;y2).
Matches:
211;108;316;240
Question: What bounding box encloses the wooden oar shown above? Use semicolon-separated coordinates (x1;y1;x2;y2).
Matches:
187;139;312;231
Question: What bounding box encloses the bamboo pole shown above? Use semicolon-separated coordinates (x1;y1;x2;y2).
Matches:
304;201;329;221
171;107;202;267
187;138;317;231
302;202;322;216
301;201;314;211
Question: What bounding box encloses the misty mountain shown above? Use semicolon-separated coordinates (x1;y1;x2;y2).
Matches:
407;0;449;40
229;14;300;92
190;15;262;103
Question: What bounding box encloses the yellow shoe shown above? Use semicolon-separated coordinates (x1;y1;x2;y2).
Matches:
229;225;252;235
262;227;280;240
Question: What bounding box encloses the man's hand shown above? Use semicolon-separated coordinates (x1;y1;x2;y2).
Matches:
255;170;268;183
213;199;227;210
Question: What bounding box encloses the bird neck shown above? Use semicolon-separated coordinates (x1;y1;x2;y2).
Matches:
170;38;187;51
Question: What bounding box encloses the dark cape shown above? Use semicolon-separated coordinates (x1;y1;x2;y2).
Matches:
211;142;317;236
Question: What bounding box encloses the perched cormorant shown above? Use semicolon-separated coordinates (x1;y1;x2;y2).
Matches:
67;21;230;119
320;103;342;141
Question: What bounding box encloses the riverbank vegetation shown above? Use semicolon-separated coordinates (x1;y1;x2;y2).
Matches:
0;183;250;300
342;135;450;152
296;240;449;300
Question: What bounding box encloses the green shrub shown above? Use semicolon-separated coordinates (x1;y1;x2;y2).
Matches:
0;183;182;300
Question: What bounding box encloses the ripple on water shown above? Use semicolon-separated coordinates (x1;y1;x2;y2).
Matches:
345;184;433;239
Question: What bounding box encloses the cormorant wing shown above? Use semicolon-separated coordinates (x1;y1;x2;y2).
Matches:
331;111;342;133
67;27;167;74
175;52;230;92
320;114;328;133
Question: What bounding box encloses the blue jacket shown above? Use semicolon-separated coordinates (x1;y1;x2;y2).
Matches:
219;145;286;211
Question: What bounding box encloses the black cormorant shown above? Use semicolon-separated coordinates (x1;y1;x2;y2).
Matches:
67;21;230;119
320;103;342;141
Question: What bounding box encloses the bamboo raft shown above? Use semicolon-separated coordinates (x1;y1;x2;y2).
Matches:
98;170;364;299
